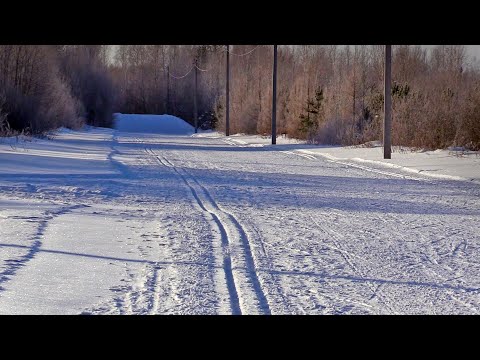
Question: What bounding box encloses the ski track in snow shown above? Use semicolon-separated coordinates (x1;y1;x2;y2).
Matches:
144;146;270;315
144;147;241;314
1;117;479;314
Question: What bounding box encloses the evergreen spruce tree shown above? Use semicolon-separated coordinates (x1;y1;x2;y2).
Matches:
298;87;324;139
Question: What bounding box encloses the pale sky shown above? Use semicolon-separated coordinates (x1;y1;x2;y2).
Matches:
424;45;480;60
466;45;480;59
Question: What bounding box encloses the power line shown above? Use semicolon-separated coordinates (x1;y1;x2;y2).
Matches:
158;45;261;79
194;64;209;72
223;45;260;57
163;66;195;79
162;63;209;79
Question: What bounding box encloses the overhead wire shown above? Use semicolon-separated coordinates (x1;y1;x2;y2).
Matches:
223;45;261;57
194;64;209;72
161;45;261;80
164;66;195;79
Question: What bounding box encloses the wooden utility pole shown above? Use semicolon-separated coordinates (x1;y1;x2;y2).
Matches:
271;45;278;145
384;45;392;159
162;46;168;113
166;65;170;114
194;58;198;133
353;46;357;139
226;45;230;136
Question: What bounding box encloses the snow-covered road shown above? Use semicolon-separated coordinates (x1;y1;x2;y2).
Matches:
1;123;479;314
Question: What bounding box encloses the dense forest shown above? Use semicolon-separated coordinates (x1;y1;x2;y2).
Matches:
1;45;479;150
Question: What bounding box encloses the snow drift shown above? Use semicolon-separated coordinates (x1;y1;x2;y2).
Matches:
114;114;194;135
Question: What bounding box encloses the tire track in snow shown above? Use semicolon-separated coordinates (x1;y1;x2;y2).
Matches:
144;148;241;315
146;148;271;315
0;204;89;292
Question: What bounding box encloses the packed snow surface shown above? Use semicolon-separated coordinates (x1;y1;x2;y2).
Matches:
0;115;479;314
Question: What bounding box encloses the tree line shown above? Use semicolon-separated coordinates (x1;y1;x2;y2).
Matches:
0;45;115;135
1;45;479;150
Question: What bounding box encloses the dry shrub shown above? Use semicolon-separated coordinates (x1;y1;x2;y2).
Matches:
456;83;480;150
0;45;95;135
40;74;83;131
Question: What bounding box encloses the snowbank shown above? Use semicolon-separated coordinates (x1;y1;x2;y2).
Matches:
298;146;480;184
194;131;306;146
198;132;480;184
114;114;194;135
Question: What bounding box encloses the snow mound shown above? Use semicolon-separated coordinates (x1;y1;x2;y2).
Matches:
114;114;194;135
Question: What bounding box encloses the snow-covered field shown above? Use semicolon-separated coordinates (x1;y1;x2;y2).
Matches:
0;114;479;314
